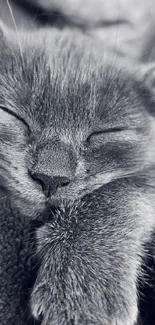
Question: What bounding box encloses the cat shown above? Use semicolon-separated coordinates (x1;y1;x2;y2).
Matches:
1;22;155;325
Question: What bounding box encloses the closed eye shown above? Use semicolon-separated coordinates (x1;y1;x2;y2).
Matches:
0;105;30;134
86;127;126;142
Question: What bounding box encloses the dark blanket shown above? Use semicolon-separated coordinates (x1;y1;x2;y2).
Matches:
0;193;40;325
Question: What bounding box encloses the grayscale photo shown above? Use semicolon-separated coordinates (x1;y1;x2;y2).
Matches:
0;1;155;324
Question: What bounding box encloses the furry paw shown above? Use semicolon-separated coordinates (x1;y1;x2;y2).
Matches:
30;219;139;325
31;282;50;321
31;279;138;325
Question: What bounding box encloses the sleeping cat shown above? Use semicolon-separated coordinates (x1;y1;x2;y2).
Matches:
1;22;155;325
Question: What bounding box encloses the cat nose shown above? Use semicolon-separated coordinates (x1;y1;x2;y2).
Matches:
31;172;71;197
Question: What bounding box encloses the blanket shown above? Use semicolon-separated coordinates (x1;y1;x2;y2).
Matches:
0;194;40;325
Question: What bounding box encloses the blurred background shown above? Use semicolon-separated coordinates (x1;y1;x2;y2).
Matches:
0;0;155;61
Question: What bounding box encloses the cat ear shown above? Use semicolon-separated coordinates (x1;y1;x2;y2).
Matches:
140;63;155;95
0;21;17;43
0;21;19;53
0;21;11;50
0;21;7;40
137;63;155;116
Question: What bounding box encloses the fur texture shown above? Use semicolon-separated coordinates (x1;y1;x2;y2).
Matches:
0;25;155;324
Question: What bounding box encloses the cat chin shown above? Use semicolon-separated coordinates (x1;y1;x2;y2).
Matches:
47;170;133;207
10;168;148;216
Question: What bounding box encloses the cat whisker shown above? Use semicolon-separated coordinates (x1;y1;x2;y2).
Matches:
0;194;8;201
6;0;24;62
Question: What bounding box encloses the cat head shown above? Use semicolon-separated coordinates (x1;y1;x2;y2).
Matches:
0;23;155;217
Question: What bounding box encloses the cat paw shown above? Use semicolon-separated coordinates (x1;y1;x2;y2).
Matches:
110;305;138;325
31;282;138;325
31;283;49;321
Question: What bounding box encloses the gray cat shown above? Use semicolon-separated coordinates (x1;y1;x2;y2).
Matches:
1;22;155;325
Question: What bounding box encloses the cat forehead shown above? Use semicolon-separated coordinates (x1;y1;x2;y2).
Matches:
0;29;145;130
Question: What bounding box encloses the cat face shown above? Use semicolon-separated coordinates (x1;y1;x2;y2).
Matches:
0;25;155;217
